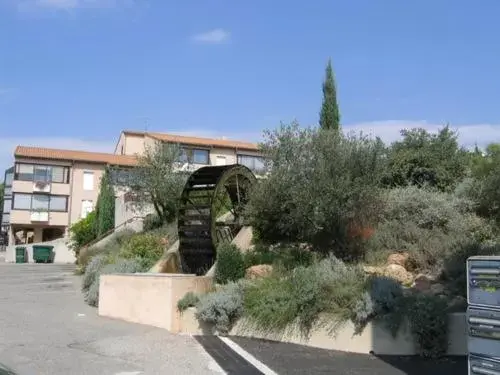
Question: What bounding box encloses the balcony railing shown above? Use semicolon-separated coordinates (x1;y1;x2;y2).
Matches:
30;211;49;222
33;181;51;193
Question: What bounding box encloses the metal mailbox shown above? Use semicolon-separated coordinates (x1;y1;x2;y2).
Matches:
467;306;500;358
469;354;500;375
467;256;500;309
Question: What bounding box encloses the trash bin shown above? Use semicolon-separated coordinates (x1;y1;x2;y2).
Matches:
32;245;54;263
15;246;26;263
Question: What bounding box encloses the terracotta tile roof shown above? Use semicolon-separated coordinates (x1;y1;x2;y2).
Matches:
146;132;259;151
14;146;138;167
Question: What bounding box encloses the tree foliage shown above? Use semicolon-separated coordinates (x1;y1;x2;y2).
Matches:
93;169;115;237
119;142;189;224
247;122;385;259
382;126;468;192
319;59;341;131
69;211;97;254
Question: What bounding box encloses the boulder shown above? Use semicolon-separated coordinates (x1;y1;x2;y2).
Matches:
384;264;413;285
245;264;273;280
412;274;433;292
387;252;409;267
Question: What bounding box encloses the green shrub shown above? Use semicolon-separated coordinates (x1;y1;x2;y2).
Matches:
366;186;497;273
177;292;200;312
82;254;109;292
406;294;449;358
243;244;315;271
84;258;145;307
195;281;246;334
143;213;163;231
244;256;367;337
119;232;164;267
70;212;97;256
246;123;385;259
93;170;115;237
215;243;246;284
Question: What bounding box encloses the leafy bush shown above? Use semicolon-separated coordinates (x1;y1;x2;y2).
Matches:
244;256;367;337
84;258;145;307
119;232;164;269
195;281;246;334
177;292;200;312
215;243;246;284
366;186;497;272
143;213;163;231
77;229;136;272
82;254;109;293
247;122;385;259
406;294;449;358
70;212;97;256
243;243;314;271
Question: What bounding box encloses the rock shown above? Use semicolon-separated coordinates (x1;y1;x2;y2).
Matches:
245;264;273;280
413;274;433;292
384;264;413;285
387;252;410;267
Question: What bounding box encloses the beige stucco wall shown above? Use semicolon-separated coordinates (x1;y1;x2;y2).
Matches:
98;274;213;331
5;237;76;264
115;133;147;155
68;162;105;224
12;180;71;196
10;210;69;227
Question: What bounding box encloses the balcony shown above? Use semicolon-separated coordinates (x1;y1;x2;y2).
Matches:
33;181;51;193
30;211;49;222
12;180;70;195
10;210;68;226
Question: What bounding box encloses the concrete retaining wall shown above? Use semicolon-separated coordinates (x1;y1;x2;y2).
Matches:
5;237;76;264
179;308;466;356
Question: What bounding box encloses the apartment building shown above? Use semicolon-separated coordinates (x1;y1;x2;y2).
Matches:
2;147;137;246
0;131;263;246
114;130;265;172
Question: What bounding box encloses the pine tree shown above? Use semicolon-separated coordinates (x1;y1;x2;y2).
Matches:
319;59;341;131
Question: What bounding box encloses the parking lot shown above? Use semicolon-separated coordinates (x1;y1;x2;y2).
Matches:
0;262;467;375
0;263;224;375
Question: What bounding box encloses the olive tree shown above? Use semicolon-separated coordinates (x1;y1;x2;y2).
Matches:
247;121;386;260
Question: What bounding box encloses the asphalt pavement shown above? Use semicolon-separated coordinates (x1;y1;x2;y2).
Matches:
0;262;224;375
0;261;468;375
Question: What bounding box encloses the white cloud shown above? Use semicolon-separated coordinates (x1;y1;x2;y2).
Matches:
343;120;500;149
191;28;230;44
0;137;115;172
14;0;136;11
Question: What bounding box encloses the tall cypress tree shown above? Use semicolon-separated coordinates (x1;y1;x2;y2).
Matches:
94;169;115;237
319;59;341;131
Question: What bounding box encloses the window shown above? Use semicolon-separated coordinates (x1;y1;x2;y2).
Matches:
50;196;67;212
14;163;70;183
3;199;11;213
237;154;265;172
51;166;69;183
4;186;11;196
11;193;68;212
16;164;34;181
4;169;13;186
1;213;9;225
178;147;210;165
83;172;94;190
12;193;32;210
81;200;94;219
33;165;50;182
31;194;49;210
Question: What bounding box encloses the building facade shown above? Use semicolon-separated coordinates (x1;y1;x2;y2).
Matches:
2;131;264;246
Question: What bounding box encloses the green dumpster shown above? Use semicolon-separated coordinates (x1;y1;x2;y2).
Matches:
32;245;54;263
15;246;26;263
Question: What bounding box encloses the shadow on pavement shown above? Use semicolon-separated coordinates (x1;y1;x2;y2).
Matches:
375;355;467;375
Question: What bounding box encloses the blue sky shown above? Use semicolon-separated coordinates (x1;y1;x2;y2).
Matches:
1;0;500;170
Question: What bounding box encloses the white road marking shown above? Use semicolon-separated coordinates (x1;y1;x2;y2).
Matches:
218;336;279;375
